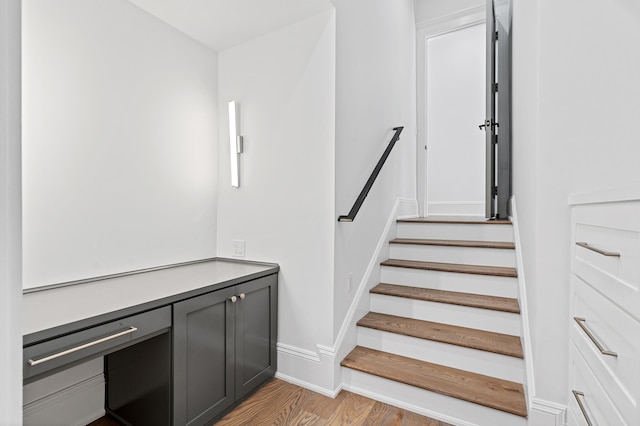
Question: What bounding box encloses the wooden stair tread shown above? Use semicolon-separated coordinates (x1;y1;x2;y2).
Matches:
357;312;523;358
381;259;517;278
371;283;520;313
398;217;511;225
390;238;514;250
341;346;527;418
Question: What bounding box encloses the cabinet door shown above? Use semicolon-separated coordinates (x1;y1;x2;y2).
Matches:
173;286;236;426
235;275;278;399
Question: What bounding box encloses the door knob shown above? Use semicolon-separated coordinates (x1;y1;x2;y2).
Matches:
239;293;246;300
479;119;498;130
229;295;238;303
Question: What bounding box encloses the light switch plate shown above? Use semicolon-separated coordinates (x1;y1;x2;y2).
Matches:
232;239;245;257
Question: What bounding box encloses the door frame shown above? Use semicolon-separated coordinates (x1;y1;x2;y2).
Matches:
416;5;486;217
0;0;23;422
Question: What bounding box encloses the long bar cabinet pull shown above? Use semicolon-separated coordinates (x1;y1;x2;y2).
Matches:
572;391;594;426
575;242;620;257
28;326;138;366
573;317;617;357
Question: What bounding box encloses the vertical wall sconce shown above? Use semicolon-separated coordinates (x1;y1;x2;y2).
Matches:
228;101;243;187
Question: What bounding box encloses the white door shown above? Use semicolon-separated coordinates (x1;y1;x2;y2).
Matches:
422;23;486;217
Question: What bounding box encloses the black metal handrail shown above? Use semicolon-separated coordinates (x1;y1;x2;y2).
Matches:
338;126;404;222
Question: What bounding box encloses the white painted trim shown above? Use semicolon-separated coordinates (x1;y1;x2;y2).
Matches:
342;383;477;426
0;1;22;424
568;184;640;205
510;199;568;425
275;372;342;399
509;196;536;404
276;199;418;398
416;5;486;31
276;342;321;364
333;198;417;355
23;374;105;426
530;398;568;426
416;6;486;217
427;201;485;217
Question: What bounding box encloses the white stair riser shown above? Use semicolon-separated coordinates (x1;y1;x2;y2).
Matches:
389;244;516;267
397;223;514;242
357;327;525;383
380;266;518;298
370;294;521;336
342;369;528;426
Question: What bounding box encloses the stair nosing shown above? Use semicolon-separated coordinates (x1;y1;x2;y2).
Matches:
397;218;512;225
390;238;515;250
381;259;517;278
341;346;527;418
371;283;520;314
357;312;523;358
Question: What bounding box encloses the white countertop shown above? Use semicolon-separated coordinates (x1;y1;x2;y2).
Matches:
23;259;277;339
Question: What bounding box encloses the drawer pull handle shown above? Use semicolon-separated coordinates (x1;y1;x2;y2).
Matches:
28;327;138;367
572;391;594;426
573;317;617;357
575;242;620;257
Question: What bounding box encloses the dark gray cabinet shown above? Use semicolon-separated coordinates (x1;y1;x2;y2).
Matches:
173;275;278;426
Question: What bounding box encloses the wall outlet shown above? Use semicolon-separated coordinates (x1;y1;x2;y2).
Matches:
232;239;245;257
347;272;353;293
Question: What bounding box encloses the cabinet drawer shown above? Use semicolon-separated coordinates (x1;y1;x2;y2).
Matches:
24;306;171;382
568;342;628;425
570;274;639;422
572;201;640;321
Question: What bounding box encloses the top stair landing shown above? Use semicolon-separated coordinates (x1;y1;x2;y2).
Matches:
397;216;513;242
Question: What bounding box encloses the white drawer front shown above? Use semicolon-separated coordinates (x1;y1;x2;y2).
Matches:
568;342;628;426
571;274;639;422
572;201;640;321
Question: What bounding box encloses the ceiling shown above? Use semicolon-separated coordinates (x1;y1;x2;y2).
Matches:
127;0;334;52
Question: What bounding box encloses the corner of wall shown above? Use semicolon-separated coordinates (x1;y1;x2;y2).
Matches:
275;198;418;396
510;196;567;425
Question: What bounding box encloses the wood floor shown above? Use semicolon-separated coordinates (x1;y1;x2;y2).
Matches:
88;378;451;425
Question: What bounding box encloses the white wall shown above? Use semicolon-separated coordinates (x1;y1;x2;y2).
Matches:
332;0;416;341
22;0;219;289
512;0;640;405
415;0;484;24
0;0;23;423
21;1;219;422
217;9;336;360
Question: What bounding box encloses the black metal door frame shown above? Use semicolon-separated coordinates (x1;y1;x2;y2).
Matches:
483;0;511;219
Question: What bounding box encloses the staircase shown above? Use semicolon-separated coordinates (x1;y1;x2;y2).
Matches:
341;217;528;426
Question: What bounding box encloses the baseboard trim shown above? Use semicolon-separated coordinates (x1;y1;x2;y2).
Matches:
342;383;477;426
276;342;321;364
333;198;417;356
276;199;418;398
427;201;484;216
275;372;342;399
23;373;105;426
509;196;536;403
530;397;567;426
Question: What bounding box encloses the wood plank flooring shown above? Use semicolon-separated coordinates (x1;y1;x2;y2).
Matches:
341;346;527;418
390;238;515;249
87;378;451;425
357;312;523;358
371;283;520;313
381;259;518;278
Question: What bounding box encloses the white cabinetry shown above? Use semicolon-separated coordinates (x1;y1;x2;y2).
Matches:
568;188;640;426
